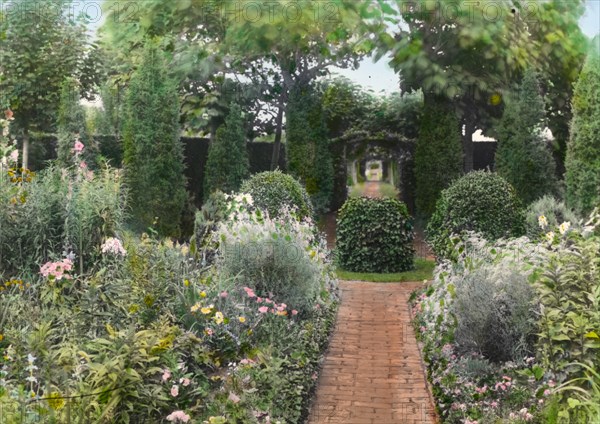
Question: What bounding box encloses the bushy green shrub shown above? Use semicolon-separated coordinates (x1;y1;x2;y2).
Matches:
494;69;558;204
123;44;187;237
215;198;331;315
240;170;313;219
192;190;229;265
426;171;525;259
286;84;334;215
525;195;580;240
565;52;600;215
453;251;538;362
336;197;414;273
203;103;250;198
414;99;463;218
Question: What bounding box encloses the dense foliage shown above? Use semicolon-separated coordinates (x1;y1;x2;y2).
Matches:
336;197;414;273
240;170;313;220
565;51;600;215
123;45;187;237
204;104;250;198
286;85;334;216
426;171;525;259
0;171;339;422
56;78;94;168
493;69;558;204
413;209;600;423
525;196;580;240
414;99;463;218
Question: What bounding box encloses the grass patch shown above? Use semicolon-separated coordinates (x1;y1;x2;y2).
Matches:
336;258;435;282
348;182;399;199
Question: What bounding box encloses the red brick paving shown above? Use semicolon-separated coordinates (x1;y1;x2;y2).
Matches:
307;281;438;424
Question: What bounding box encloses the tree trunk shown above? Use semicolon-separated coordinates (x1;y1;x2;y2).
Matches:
462;120;474;172
270;103;284;170
22;129;30;170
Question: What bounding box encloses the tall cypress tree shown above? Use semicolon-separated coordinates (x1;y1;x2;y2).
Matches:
565;50;600;215
286;84;333;215
56;78;92;167
123;44;186;236
494;69;558;205
203;103;249;198
414;99;463;218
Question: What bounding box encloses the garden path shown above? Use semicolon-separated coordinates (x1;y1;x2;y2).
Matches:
307;281;438;424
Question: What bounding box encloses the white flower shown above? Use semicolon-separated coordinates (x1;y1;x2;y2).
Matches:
27;354;36;364
101;237;127;257
9;149;18;163
538;215;548;229
25;376;37;383
546;231;555;242
558;221;571;235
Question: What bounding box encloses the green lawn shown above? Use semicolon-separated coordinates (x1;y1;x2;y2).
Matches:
348;182;399;199
336;258;435;282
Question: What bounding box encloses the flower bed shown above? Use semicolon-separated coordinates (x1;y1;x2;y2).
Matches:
412;210;600;423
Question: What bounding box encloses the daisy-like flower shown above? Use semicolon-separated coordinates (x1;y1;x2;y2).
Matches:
558;221;571;235
238;316;246;323
214;311;224;325
201;304;214;314
538;215;548;229
546;231;555;242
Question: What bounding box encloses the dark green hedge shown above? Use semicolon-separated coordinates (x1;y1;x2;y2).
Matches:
336;197;415;273
426;171;525;259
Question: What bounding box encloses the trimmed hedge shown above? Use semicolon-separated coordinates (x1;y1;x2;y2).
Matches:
336;197;415;273
240;170;313;219
426;171;525;259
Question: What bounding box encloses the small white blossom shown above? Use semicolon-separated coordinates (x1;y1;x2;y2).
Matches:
558;221;571;235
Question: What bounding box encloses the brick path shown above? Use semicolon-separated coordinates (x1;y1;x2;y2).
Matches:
307;281;438;424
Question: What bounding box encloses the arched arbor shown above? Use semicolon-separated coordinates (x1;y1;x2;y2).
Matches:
330;130;416;213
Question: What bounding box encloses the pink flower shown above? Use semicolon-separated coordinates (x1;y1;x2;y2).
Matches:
256;297;263;302
79;161;87;169
166;410;190;422
258;306;269;314
265;298;272;304
219;291;228;298
162;369;171;382
291;310;298;316
170;385;179;397
39;258;74;281
205;328;213;336
490;401;498;408
179;377;191;386
544;389;551;396
280;303;287;309
9;149;18;163
101;237;127;257
243;287;256;298
72;140;84;154
548;379;556;388
502;375;512;381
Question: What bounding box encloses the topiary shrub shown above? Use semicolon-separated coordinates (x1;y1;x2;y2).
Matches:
426;171;525;259
240;170;313;219
525;195;580;240
336;197;414;273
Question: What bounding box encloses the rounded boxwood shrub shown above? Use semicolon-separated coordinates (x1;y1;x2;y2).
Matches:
426;171;525;259
240;170;313;219
336;197;415;273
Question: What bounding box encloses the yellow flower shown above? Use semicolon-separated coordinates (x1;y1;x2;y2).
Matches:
200;291;207;298
558;221;571;235
546;231;555;242
47;392;65;410
184;279;190;287
238;317;246;323
538;215;548;229
0;333;4;341
214;311;224;325
190;302;201;313
201;304;214;314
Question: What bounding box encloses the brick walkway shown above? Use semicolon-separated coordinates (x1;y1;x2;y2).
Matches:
307;281;438;424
